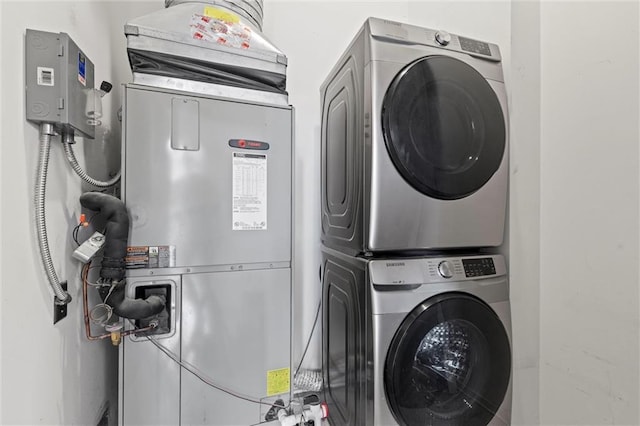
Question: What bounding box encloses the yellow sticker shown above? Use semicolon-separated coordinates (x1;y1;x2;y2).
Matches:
203;6;240;24
266;367;290;396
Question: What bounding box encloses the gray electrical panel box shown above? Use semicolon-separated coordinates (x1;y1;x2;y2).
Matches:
25;29;95;139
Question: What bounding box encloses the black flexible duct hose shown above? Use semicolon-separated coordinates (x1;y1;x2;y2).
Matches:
79;192;165;320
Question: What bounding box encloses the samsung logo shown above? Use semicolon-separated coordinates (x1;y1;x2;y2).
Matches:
386;262;405;267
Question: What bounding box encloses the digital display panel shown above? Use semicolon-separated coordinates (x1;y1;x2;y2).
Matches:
459;36;491;56
462;257;496;277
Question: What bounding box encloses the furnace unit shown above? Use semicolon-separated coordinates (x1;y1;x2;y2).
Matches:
118;2;294;425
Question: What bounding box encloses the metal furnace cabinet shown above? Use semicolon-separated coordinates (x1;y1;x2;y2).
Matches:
119;84;293;425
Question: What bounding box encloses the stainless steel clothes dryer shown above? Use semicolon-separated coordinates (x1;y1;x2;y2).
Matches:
321;18;509;255
322;247;512;426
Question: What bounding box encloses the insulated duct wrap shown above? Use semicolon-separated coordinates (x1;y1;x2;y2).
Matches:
128;48;285;93
79;192;165;320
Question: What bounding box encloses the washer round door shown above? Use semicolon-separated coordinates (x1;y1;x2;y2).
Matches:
381;55;506;200
384;292;511;426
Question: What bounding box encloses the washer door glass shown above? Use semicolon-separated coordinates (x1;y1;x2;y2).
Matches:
382;55;505;200
385;292;511;426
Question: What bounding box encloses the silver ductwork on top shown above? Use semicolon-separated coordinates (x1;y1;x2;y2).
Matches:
165;0;264;30
125;1;287;98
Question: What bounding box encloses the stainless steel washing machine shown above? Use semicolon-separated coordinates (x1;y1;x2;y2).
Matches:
321;18;509;255
322;247;512;426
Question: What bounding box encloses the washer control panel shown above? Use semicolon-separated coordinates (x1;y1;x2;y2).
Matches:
369;255;506;285
367;17;501;62
459;36;492;56
462;257;496;277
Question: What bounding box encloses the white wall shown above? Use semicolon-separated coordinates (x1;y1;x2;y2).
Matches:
538;1;640;424
0;2;4;419
0;2;157;424
510;1;541;424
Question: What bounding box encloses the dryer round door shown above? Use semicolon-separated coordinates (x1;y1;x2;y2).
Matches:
384;292;511;426
381;55;506;200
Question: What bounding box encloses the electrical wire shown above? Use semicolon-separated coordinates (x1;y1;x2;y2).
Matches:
101;281;117;304
82;262;116;325
321;289;327;405
72;224;82;245
294;299;321;379
62;137;121;188
35;123;71;304
72;212;101;246
89;303;113;325
79;264;103;286
84;277;103;287
134;321;288;411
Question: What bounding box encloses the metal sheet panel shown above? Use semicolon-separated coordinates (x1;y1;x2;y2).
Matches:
321;248;370;426
320;28;365;256
180;268;291;425
25;29;95;138
124;2;288;88
171;97;200;151
123;84;292;268
120;275;182;426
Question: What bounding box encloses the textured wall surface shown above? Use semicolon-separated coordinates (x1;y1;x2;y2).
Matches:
538;2;639;424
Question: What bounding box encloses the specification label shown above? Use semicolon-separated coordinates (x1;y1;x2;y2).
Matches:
232;152;267;230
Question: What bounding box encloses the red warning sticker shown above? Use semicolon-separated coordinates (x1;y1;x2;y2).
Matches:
126;246;175;269
189;10;252;49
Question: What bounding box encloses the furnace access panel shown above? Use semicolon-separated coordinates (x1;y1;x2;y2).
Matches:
123;84;293;268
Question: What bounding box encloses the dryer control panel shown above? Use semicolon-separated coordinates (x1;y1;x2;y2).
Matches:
369;254;506;285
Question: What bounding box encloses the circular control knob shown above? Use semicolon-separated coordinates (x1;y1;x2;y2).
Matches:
438;261;454;278
435;30;451;46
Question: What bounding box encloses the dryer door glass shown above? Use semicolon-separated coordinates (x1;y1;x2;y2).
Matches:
385;292;511;426
382;55;505;200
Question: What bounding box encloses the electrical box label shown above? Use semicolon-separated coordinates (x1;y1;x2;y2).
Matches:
37;67;54;86
232;152;267;231
78;52;86;86
266;368;290;396
126;246;175;269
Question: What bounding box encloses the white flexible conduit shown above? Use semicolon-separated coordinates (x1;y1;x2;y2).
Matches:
62;135;121;188
36;123;71;304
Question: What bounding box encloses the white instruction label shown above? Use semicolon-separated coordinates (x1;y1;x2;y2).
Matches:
232;152;267;230
37;67;54;86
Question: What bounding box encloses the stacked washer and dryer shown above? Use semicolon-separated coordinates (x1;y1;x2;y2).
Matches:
320;18;512;425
